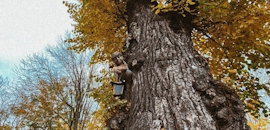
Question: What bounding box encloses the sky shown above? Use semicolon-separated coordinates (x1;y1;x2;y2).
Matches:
0;0;75;78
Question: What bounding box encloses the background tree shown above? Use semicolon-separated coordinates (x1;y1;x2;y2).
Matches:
65;0;270;129
0;76;14;129
12;33;97;130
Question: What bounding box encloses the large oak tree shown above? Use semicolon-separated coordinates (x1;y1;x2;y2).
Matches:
66;0;270;129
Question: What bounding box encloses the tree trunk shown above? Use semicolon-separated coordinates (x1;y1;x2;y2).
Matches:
109;1;250;130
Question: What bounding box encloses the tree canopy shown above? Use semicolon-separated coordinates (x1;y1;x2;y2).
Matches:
65;0;270;118
192;0;270;118
64;0;127;63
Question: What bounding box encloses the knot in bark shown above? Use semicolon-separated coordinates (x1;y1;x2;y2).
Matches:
206;88;216;98
217;108;229;120
211;96;226;107
132;59;137;66
110;119;119;130
192;81;209;92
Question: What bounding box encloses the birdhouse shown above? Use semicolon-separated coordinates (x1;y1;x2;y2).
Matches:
111;81;125;96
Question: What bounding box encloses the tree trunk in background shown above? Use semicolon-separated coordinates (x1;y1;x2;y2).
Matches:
109;1;250;130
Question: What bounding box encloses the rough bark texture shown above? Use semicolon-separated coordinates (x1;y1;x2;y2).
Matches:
108;1;250;130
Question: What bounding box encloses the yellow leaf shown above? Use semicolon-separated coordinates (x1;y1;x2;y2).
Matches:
251;100;260;105
184;6;191;12
200;38;205;42
247;103;256;111
155;9;161;14
228;69;237;73
253;17;259;20
187;0;195;5
217;71;222;75
246;19;254;24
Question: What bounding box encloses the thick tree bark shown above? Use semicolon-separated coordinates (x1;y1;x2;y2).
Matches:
108;1;250;130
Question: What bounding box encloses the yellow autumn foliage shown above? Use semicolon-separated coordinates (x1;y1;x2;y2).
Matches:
192;0;270;116
64;0;127;63
247;114;269;130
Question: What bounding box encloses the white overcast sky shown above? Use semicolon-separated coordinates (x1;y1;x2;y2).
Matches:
0;0;75;78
